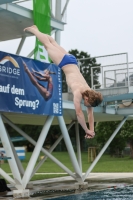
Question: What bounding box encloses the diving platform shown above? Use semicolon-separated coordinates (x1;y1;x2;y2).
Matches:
0;2;65;42
0;0;14;4
0;0;133;198
1;97;133;126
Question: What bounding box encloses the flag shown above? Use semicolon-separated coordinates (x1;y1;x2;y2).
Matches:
33;0;51;63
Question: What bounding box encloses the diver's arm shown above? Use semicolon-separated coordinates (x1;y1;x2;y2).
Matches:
87;107;94;132
73;91;94;138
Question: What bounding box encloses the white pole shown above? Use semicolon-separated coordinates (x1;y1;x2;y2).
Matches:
126;53;129;91
0;115;22;188
22;116;53;189
102;66;104;88
6;131;25;176
58;116;82;180
55;0;62;44
16;36;26;55
75;121;82;171
27;49;34;58
0;168;15;185
61;0;70;18
91;67;93;89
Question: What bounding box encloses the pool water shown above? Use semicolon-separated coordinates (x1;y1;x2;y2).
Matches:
47;185;133;200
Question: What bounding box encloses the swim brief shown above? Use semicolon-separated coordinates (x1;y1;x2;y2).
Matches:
58;54;78;69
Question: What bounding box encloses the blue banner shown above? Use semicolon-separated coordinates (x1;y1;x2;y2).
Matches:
0;51;62;116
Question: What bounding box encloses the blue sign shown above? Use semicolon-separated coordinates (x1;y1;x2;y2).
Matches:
0;51;62;116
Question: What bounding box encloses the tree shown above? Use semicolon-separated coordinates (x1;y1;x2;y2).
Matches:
95;120;133;158
119;120;133;158
62;49;101;92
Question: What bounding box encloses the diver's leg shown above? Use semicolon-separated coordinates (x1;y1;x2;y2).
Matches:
24;25;68;54
24;26;65;65
47;35;68;54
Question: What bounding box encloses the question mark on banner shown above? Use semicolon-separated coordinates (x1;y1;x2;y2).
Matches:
36;100;39;108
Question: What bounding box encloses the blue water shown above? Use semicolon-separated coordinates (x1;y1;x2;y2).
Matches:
47;185;133;200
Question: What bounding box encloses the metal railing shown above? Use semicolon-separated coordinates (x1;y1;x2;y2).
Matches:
92;64;133;90
90;53;128;89
89;53;133;92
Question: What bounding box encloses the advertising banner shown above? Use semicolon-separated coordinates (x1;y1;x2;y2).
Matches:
0;51;62;116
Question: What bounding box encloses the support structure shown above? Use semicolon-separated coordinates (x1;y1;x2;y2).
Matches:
0;115;22;189
7;132;25;176
22;116;54;189
2;115;78;181
30;120;75;179
0;0;133;198
16;36;26;55
75;121;82;171
83;116;128;181
58;116;83;182
0;111;130;194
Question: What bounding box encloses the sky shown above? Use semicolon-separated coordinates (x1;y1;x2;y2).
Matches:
0;0;133;62
61;0;133;62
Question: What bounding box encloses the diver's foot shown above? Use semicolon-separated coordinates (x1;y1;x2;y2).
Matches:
24;25;38;33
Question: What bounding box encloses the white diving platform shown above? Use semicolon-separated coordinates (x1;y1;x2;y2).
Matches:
0;2;65;42
0;1;133;198
1;98;133;126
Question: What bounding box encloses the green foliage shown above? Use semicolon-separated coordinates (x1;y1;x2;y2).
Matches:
119;121;133;139
95;120;133;156
96;120;133;141
95;121;120;146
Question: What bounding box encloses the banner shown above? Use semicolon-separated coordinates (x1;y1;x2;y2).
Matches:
33;0;51;62
0;51;62;116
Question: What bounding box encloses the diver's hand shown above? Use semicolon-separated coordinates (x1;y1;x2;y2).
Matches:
85;129;95;139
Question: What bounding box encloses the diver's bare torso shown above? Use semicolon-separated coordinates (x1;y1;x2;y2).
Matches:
62;64;90;94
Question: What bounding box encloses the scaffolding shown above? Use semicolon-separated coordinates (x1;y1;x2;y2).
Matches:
0;0;133;198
